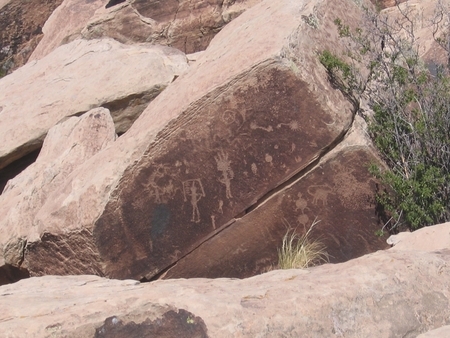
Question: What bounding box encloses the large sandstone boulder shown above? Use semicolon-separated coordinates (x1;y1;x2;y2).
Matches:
0;0;63;74
0;108;116;279
1;244;450;337
29;0;262;61
0;0;390;281
0;37;188;174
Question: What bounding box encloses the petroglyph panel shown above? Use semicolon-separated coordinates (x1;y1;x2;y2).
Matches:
164;148;388;279
93;64;351;280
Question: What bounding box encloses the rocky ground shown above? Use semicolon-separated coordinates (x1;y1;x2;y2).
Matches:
0;0;449;336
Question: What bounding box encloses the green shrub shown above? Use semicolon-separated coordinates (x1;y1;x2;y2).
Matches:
321;3;450;232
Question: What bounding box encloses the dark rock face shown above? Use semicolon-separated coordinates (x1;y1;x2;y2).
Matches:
82;0;259;54
164;147;389;279
0;0;63;74
95;310;209;338
105;0;126;9
93;63;353;280
0;264;29;286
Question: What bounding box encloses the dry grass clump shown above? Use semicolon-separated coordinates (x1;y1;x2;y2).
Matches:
277;218;329;270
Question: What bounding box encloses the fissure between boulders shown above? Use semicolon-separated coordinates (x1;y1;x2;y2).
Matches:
0;148;41;195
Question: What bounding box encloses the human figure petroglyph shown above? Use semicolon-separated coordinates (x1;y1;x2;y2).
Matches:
294;192;308;214
182;179;205;223
307;185;333;206
215;150;234;199
218;200;224;214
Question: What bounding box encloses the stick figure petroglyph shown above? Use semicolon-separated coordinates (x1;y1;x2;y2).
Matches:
215;150;234;199
183;179;205;223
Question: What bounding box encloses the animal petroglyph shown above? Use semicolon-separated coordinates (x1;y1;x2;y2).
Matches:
215;150;234;199
182;179;205;223
146;164;177;204
277;120;300;131
307;185;333;206
250;121;273;132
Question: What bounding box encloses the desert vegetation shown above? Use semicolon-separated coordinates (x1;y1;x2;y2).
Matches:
277;218;329;269
320;0;450;233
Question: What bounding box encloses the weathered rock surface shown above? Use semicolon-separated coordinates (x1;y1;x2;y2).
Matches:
29;0;261;61
1;245;450;337
387;221;450;251
418;325;450;338
1;0;389;280
28;0;109;61
163;116;389;278
0;0;63;74
0;107;116;276
81;0;263;54
0;38;188;171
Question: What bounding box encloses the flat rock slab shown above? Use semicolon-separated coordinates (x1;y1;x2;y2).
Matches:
387;222;450;251
1;248;450;337
418;325;450;338
0;38;188;170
